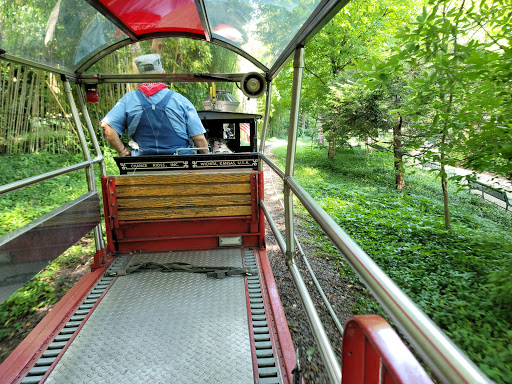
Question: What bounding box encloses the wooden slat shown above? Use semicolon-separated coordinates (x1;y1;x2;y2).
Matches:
116;184;251;198
118;195;251;210
118;206;252;221
114;173;253;186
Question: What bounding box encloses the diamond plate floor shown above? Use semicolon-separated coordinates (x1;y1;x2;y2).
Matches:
46;249;254;384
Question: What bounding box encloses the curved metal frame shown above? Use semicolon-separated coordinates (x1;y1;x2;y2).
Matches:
2;0;347;78
75;35;270;76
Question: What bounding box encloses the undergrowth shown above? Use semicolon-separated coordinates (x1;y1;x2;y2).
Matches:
273;145;512;383
0;149;119;236
0;240;94;341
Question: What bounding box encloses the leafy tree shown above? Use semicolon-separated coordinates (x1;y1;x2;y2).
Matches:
323;77;391;157
359;0;512;228
270;0;422;155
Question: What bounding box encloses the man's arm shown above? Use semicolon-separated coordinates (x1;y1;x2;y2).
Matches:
191;134;209;154
101;122;130;156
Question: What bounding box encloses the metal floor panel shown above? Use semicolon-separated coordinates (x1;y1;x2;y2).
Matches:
46;249;254;384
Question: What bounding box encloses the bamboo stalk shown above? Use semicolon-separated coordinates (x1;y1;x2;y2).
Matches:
4;65;13;152
8;65;20;153
45;80;80;142
15;68;28;152
40;71;45;152
0;63;6;149
31;72;41;152
26;72;35;152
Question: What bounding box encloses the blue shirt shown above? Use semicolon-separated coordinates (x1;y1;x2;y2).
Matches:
102;88;206;155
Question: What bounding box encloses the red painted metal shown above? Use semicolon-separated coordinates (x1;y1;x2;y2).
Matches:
257;248;296;384
116;234;261;253
98;0;204;36
102;172;265;253
257;171;266;248
114;216;260;252
118;216;254;237
91;247;109;270
101;176;116;253
342;315;434;384
250;173;259;224
0;267;106;384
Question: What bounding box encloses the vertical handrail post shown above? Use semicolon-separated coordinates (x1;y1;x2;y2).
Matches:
63;78;105;252
258;80;272;172
284;46;304;265
77;83;107;177
282;46;343;384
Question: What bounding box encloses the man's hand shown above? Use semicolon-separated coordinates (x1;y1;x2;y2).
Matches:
191;134;209;154
101;122;130;156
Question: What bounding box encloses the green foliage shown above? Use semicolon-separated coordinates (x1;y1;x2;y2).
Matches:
0;242;94;340
0;153;90;236
323;79;391;145
273;145;512;383
270;0;423;145
358;0;512;179
0;148;119;237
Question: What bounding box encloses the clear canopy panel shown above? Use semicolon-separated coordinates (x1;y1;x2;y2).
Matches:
204;0;321;69
85;39;261;75
0;0;128;73
1;0;324;73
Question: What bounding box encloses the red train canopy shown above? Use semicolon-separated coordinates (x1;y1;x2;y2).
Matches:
0;0;349;77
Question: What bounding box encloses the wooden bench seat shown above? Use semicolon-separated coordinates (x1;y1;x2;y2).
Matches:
110;172;256;221
101;171;262;252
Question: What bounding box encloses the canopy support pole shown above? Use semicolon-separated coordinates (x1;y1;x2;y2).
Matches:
63;79;105;253
284;47;304;265
258;80;272;171
283;46;342;384
76;84;107;177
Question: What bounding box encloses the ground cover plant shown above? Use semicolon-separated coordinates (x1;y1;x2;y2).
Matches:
273;144;512;384
0;239;95;362
0;150;119;236
0;153;88;236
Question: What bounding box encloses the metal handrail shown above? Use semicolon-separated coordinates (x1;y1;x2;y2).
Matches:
262;167;345;336
261;200;287;253
261;199;342;382
0;157;103;196
260;154;490;384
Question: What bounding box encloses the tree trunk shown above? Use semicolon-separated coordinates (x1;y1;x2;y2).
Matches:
328;132;336;158
441;164;450;229
441;132;451;229
317;115;324;146
151;38;163;54
393;115;405;190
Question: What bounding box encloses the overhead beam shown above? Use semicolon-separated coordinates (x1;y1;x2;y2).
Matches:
79;72;247;84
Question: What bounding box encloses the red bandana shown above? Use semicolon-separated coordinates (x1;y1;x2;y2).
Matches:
138;83;168;97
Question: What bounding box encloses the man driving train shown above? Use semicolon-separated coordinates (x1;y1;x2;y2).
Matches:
101;53;209;156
